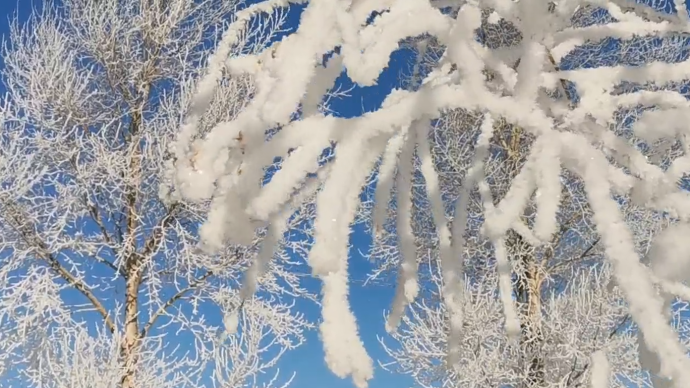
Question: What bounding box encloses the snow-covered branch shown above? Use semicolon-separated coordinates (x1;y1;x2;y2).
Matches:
174;0;690;386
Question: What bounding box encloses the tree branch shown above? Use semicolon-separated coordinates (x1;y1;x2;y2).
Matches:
547;237;601;273
83;197;127;275
0;196;116;333
45;253;117;334
65;152;127;279
139;270;212;339
140;203;179;260
137;203;179;284
565;314;630;386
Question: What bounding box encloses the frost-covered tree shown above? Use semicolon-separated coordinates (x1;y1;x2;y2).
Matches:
379;263;690;388
172;0;690;387
0;1;314;387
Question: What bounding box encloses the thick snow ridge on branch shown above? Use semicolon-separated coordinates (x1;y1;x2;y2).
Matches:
173;0;690;386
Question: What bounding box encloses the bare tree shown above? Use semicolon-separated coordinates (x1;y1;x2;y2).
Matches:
0;1;314;387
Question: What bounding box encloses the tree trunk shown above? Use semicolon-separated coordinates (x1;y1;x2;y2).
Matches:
511;232;546;388
498;118;547;387
120;110;144;388
120;269;142;388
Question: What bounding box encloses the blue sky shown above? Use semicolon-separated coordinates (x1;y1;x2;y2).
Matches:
0;1;414;388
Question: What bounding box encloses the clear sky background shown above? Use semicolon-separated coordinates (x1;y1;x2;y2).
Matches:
0;1;415;388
